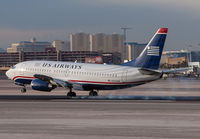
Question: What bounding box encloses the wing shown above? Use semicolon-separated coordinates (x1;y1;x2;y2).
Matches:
34;74;72;88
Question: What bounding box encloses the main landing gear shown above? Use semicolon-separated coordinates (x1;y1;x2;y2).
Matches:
89;90;98;96
67;88;98;97
67;87;76;97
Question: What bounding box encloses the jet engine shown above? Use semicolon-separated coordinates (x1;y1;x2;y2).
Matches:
31;79;56;92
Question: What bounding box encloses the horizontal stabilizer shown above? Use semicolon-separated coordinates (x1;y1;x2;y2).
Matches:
138;68;162;76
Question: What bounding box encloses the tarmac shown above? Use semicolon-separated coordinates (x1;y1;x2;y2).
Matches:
0;79;200;138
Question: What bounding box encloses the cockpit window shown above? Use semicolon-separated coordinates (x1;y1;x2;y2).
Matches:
12;66;16;69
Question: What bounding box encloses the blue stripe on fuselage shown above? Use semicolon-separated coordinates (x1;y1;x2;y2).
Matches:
82;82;147;90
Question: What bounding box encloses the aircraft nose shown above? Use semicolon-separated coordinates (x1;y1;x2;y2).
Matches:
6;69;12;79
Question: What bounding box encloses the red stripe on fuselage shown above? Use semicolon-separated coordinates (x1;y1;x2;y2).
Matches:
69;79;154;85
13;76;37;80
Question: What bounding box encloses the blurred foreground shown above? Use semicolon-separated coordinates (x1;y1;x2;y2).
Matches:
1;78;200;96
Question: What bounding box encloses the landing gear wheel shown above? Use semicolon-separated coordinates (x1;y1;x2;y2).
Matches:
21;88;26;93
67;92;76;97
89;91;98;96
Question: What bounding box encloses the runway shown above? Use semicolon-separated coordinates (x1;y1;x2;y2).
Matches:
1;95;200;101
0;79;200;138
0;100;200;139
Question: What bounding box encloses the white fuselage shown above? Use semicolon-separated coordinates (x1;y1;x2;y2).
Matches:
6;61;161;91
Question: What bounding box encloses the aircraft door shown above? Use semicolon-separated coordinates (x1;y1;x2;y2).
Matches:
19;63;26;75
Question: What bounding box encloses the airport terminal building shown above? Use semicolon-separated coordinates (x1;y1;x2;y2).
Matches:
7;38;51;53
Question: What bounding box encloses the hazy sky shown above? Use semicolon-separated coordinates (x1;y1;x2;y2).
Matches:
0;0;200;51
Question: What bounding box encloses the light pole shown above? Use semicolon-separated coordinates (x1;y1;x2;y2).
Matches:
188;45;192;63
186;45;193;67
121;27;132;44
121;27;132;61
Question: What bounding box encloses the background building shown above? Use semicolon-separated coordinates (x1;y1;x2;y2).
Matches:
163;50;188;59
105;34;124;55
0;48;5;52
70;33;90;51
188;51;200;67
7;38;51;53
190;51;200;62
126;42;147;61
90;33;106;52
52;40;67;51
0;51;121;67
161;50;189;68
70;32;125;60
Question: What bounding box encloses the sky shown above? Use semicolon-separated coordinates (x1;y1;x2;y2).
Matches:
0;0;200;51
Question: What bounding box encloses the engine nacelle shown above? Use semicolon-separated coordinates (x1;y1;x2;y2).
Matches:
31;79;56;92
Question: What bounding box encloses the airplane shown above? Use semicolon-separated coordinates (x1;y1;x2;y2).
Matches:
6;28;168;97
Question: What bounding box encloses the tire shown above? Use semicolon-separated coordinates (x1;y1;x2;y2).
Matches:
67;92;76;97
21;88;26;93
71;92;76;97
89;91;98;96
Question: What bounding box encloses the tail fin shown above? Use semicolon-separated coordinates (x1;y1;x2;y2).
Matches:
122;28;168;69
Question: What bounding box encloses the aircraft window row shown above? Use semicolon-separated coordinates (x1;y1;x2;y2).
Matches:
69;71;117;77
25;68;52;73
24;68;118;77
53;70;66;73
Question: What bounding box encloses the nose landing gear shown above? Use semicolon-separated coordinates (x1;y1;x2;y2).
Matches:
21;86;26;93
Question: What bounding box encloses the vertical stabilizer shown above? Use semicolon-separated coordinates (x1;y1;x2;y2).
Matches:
122;28;168;69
